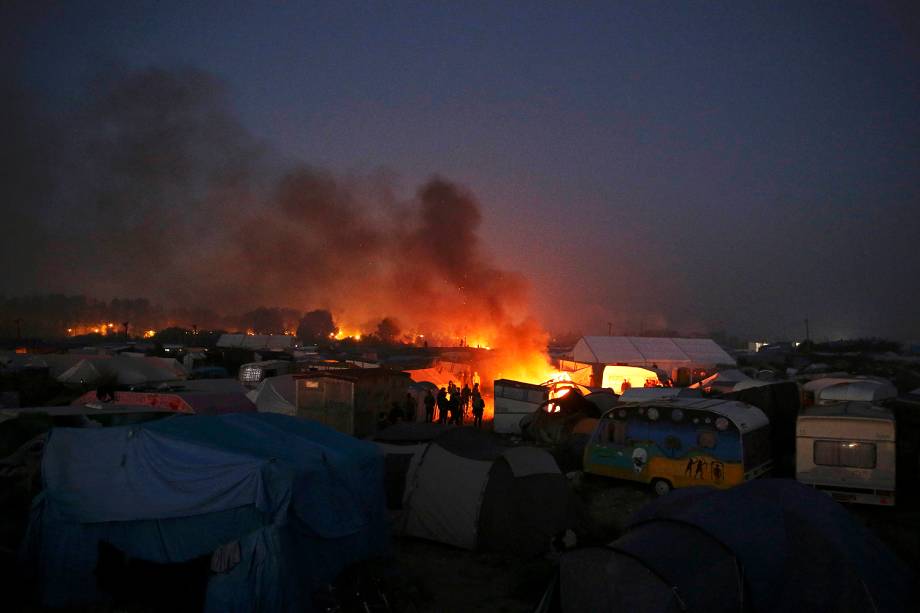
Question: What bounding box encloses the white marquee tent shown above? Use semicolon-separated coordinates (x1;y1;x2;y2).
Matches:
217;334;294;351
572;336;736;371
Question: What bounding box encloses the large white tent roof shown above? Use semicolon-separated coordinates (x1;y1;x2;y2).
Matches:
572;336;735;368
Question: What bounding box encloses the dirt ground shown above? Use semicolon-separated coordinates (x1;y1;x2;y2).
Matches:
391;538;556;612
388;472;656;612
388;473;920;612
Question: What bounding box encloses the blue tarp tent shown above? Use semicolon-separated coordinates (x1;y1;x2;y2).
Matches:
22;412;389;611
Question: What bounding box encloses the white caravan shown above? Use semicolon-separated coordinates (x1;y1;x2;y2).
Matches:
796;402;896;506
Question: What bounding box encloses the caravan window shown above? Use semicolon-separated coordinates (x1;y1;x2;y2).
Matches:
605;420;627;445
813;440;876;469
527;389;546;403
697;430;717;449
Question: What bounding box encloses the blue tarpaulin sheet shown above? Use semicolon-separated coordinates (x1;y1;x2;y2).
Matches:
23;412;389;611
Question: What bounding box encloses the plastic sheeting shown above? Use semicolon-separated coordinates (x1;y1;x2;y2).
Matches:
625;480;913;613
56;355;188;386
24;413;389;612
249;374;297;415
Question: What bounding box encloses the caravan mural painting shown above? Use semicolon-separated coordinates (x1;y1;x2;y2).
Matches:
584;398;772;495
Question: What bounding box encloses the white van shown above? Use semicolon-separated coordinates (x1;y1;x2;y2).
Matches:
796;402;895;506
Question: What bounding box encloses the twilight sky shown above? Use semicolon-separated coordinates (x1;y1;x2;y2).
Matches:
3;1;919;341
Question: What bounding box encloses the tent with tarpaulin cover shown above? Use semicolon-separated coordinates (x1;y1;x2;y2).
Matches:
21;412;389;612
539;479;913;613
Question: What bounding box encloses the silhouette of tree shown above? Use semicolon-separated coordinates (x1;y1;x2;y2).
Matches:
240;307;287;334
296;309;336;344
376;317;401;344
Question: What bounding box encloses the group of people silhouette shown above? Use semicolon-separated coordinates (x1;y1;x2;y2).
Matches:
423;380;486;428
684;456;725;481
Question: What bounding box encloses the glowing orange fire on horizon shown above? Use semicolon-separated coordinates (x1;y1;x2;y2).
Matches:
66;322;119;337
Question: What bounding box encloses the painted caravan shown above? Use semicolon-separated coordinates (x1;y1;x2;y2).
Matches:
584;398;772;495
796;402;896;506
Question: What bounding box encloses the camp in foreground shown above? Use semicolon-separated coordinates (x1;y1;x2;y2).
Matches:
540;479;913;613
21;412;388;612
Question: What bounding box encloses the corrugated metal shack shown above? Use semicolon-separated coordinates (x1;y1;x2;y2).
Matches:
295;368;410;437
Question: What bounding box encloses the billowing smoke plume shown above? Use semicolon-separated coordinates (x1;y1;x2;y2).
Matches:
2;66;546;359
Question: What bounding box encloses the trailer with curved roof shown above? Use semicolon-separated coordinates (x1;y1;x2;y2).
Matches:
584;397;772;495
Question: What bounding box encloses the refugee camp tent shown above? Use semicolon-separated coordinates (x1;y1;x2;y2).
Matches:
694;368;756;394
407;381;438;422
572;337;736;372
56;359;101;385
190;365;231;379
216;333;294;351
543;479;913;613
523;389;601;450
160;378;248;394
570;337;735;387
539;479;914;613
377;427;578;556
28;354;84;377
56;356;187;387
22;412;389;612
70;390;256;415
247;374;298;415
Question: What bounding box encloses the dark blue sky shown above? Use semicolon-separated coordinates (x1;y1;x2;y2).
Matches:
7;1;920;340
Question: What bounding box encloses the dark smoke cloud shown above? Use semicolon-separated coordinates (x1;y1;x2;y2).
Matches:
1;66;535;341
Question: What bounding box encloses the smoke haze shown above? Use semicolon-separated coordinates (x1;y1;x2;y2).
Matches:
1;66;542;346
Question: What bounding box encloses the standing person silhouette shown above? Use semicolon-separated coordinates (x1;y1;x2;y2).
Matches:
436;387;449;424
460;383;472;421
403;393;416;423
472;392;485;429
424;389;436;423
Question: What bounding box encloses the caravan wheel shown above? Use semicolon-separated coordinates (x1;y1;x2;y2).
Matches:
652;479;672;497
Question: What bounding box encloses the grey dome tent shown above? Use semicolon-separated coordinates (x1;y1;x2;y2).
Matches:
376;427;579;556
541;479;913;613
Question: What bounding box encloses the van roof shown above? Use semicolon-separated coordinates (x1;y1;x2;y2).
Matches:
799;401;894;422
603;397;769;433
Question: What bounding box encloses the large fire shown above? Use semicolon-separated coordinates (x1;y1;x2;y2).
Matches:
66;322;119;337
331;316;567;421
